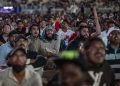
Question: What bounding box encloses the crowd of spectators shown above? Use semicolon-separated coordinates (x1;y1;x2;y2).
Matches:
0;0;120;86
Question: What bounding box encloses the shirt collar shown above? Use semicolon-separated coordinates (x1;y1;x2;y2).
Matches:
8;67;31;82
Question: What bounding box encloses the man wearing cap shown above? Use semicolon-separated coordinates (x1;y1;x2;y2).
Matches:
48;50;92;86
0;31;18;70
106;29;120;85
15;35;46;76
67;7;101;52
0;47;42;86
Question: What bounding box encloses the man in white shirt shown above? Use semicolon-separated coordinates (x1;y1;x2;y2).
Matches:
0;47;42;86
57;20;74;46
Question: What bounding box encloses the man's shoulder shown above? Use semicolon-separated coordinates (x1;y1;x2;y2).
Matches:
0;68;11;78
26;67;40;78
0;42;10;49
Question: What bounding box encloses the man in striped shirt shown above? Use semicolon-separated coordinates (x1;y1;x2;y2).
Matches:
106;29;120;85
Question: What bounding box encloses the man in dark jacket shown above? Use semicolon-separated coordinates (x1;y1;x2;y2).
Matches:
67;7;101;51
83;37;115;86
67;26;90;51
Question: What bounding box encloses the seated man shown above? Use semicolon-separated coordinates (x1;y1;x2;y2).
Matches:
15;35;47;76
0;31;18;69
40;25;60;58
0;47;43;86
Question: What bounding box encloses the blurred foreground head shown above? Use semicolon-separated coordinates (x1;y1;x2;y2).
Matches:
54;50;91;86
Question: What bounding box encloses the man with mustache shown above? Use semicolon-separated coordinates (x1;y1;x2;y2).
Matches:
14;35;46;76
106;29;120;86
83;37;114;86
67;7;101;52
0;47;42;86
67;26;90;51
40;25;60;58
27;24;42;52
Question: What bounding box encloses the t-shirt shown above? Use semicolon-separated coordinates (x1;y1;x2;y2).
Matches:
57;29;74;45
0;67;42;86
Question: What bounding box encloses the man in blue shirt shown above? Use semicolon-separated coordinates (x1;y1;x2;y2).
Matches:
0;31;18;69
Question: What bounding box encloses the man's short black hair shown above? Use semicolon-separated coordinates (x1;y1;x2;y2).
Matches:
3;24;11;28
29;23;39;33
84;37;105;50
8;31;18;37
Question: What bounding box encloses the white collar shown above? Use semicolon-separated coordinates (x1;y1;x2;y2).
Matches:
8;67;31;82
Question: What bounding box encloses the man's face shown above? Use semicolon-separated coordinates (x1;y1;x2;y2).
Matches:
3;25;11;34
80;28;89;38
30;26;39;38
46;29;54;38
40;21;46;28
62;22;68;30
9;50;26;73
103;22;108;30
61;63;84;86
109;30;120;45
16;39;28;49
18;22;24;29
9;34;18;47
85;41;105;64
